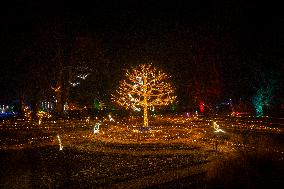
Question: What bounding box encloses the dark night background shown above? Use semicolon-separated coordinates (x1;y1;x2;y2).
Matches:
0;1;283;115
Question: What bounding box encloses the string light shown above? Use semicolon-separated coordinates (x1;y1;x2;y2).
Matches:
0;115;282;156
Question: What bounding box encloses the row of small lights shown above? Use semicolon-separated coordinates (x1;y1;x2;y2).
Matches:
1;115;283;156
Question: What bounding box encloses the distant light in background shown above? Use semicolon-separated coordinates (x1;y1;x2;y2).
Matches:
77;73;90;80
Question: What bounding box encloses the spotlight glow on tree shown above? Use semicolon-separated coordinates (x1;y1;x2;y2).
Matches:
112;64;176;127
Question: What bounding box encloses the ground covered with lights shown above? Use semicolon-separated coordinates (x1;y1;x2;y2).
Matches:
0;115;284;188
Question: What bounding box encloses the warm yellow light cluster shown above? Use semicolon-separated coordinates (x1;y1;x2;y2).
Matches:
23;106;32;120
112;64;176;126
37;111;52;125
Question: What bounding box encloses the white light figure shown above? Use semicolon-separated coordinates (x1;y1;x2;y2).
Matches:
108;114;114;122
86;116;90;123
213;122;225;133
69;81;80;87
24;106;32;120
77;73;90;80
94;122;101;134
57;135;63;151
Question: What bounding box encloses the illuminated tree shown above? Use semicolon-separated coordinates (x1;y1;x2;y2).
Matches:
112;64;176;127
251;68;278;117
252;83;274;117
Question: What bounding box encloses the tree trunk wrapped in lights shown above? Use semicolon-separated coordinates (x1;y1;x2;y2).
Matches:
112;64;176;127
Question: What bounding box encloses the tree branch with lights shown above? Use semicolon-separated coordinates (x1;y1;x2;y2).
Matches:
112;64;176;127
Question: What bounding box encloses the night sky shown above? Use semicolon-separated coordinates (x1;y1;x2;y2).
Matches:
0;1;283;111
